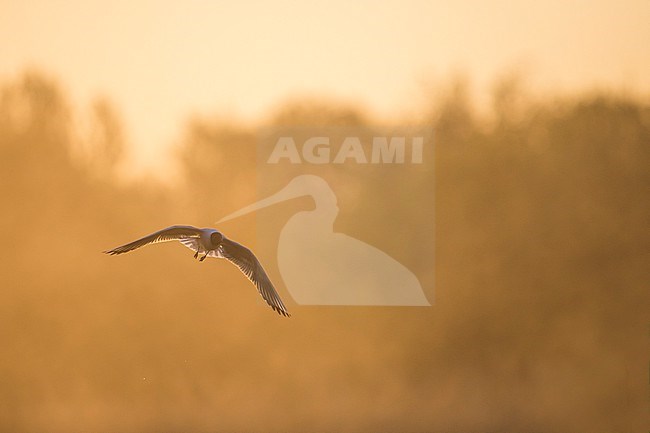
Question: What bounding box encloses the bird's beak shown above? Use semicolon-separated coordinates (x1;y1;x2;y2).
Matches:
216;179;304;224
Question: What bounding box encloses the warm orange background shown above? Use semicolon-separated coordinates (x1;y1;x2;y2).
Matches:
0;1;648;431
1;0;648;173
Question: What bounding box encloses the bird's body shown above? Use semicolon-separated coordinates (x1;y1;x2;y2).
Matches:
104;225;290;317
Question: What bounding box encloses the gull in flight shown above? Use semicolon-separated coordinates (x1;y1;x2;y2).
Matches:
103;225;290;317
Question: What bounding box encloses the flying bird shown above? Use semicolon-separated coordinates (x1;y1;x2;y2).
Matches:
103;225;290;317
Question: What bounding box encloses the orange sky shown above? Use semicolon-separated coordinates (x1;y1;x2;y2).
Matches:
1;0;649;173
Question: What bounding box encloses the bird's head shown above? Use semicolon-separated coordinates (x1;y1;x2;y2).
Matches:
210;231;223;245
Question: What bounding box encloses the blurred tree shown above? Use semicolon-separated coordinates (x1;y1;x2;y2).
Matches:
83;97;125;179
0;69;647;432
270;99;368;127
0;71;73;176
178;118;257;220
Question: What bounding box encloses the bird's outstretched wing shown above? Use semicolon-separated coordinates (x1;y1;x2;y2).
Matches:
219;238;290;317
103;225;201;255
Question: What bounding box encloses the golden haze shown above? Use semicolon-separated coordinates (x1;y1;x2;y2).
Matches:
0;70;647;431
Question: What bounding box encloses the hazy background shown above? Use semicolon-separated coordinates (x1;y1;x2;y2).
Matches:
1;1;649;432
2;0;649;174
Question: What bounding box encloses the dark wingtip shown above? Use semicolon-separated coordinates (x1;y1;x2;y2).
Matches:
274;306;291;317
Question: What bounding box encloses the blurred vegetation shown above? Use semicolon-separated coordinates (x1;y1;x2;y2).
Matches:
0;70;648;432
